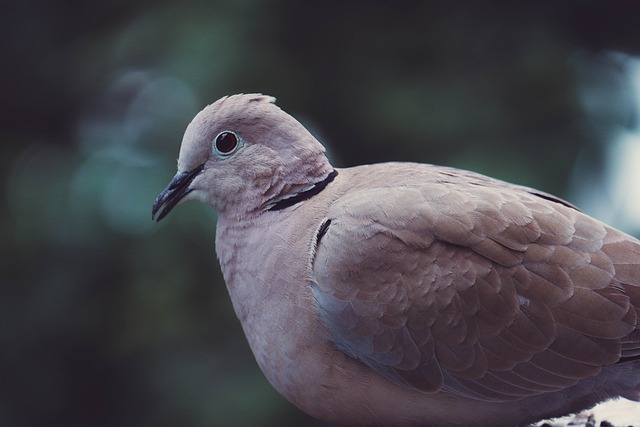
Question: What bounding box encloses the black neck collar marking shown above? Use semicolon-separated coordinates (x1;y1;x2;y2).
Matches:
267;170;338;211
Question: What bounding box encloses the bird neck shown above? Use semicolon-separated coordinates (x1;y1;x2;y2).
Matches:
265;170;338;212
246;149;333;216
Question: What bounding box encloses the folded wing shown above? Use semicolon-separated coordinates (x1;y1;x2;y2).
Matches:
311;181;640;401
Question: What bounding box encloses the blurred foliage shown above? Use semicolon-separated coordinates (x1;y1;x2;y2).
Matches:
2;1;640;426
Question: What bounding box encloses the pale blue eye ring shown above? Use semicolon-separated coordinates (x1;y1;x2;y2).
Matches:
212;131;243;157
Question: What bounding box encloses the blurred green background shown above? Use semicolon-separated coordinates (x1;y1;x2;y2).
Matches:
3;1;640;426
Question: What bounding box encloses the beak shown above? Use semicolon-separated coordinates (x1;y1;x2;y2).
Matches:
152;164;204;222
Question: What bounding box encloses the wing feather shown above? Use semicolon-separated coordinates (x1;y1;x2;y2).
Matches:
311;181;640;400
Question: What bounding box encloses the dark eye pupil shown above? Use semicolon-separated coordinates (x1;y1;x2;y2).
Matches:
216;132;238;153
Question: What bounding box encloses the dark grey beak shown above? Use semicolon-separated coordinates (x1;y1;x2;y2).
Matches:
152;164;204;221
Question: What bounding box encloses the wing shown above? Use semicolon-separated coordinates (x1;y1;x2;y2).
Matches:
311;181;640;401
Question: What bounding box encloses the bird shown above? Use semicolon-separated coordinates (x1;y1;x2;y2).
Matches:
151;94;640;426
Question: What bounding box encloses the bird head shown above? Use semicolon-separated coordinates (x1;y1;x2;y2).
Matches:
152;94;333;221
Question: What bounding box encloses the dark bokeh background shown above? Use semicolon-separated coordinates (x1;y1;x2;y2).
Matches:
3;1;640;426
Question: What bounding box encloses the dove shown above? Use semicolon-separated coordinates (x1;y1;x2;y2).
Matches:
152;94;640;427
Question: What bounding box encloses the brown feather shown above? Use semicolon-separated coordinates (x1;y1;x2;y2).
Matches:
312;170;640;399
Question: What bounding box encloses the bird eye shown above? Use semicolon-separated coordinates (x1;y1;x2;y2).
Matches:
213;131;242;157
